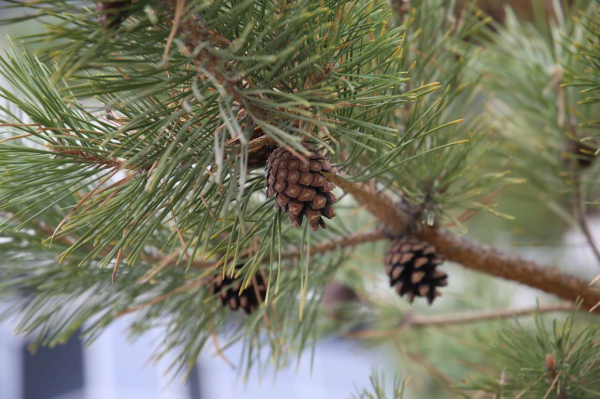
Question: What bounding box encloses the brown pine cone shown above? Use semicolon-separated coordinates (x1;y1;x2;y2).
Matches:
97;0;132;28
265;146;336;231
210;269;267;314
384;236;448;305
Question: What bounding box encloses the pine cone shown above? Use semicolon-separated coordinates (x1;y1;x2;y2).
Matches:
322;281;359;321
210;269;267;314
565;139;596;169
97;0;131;28
384;236;447;305
265;146;336;231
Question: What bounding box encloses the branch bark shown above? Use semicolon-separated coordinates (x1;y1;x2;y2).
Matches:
416;227;600;310
326;173;412;237
326;173;600;311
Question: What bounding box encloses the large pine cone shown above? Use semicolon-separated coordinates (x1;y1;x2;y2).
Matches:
97;0;132;28
211;269;267;314
265;146;336;231
384;236;448;305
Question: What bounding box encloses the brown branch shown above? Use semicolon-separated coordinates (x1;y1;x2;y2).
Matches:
325;173;412;237
117;275;205;317
327;173;600;311
162;0;185;65
408;303;575;328
176;229;386;269
48;146;146;171
345;303;576;338
280;230;386;260
417;227;600;310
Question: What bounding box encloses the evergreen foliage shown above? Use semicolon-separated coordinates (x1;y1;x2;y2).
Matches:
0;0;598;397
351;370;405;399
466;306;600;398
479;0;598;217
566;0;600;111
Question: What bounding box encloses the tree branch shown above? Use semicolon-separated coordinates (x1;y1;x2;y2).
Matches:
326;173;600;311
407;303;575;328
417;227;600;310
118;231;388;316
176;229;387;269
345;303;577;338
326;173;412;237
281;229;386;260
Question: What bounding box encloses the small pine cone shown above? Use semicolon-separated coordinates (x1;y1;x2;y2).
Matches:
264;146;336;231
97;0;131;28
384;236;448;305
565;139;596;169
322;281;359;321
210;270;267;314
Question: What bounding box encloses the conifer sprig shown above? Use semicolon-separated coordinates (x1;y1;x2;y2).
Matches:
2;0;595;387
465;306;600;398
0;0;455;275
351;370;406;399
0;0;473;377
564;0;600;111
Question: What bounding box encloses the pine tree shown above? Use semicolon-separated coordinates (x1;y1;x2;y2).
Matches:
0;0;599;397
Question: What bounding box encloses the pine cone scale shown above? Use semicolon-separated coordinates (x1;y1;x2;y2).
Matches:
385;236;448;305
265;146;337;231
211;268;267;315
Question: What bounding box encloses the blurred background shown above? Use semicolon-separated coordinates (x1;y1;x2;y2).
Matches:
0;1;598;398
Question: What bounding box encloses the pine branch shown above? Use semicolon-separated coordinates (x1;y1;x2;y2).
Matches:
407;303;575;328
168;230;386;268
326;173;411;236
118;229;387;315
326;173;600;310
345;303;576;338
417;228;600;310
280;229;386;259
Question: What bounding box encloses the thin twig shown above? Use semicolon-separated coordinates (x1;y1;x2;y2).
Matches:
0;133;32;143
405;351;454;388
162;0;185;65
117;275;205;317
497;369;506;399
171;229;386;269
345;303;576;338
408;303;575;328
210;320;236;369
545;354;570;399
280;230;386;260
112;246;124;284
572;177;600;267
